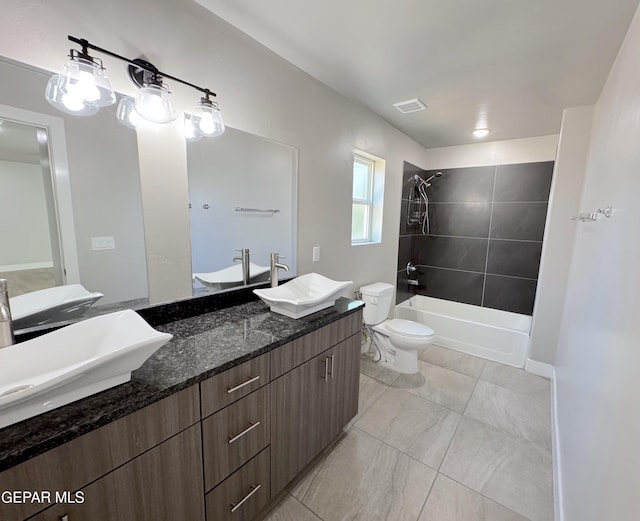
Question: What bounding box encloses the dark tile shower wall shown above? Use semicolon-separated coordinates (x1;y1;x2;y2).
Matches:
397;161;554;315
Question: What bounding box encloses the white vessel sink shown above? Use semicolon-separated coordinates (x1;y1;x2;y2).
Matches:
0;310;172;429
10;284;104;329
253;273;352;319
193;263;270;290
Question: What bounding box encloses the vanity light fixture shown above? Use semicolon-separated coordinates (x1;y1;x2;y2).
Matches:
472;127;491;138
116;96;140;129
45;36;224;136
189;93;225;137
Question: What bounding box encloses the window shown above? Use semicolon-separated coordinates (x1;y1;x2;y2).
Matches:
351;150;384;245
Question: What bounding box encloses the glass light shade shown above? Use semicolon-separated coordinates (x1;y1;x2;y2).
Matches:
45;74;99;117
116;96;141;129
58;57;116;108
183;114;203;142
134;84;178;124
191;100;225;137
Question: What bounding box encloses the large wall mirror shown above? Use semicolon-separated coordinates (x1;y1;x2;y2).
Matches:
1;54;299;330
0;56;148;329
188;128;297;295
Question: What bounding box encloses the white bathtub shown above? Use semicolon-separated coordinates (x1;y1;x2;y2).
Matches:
395;296;532;367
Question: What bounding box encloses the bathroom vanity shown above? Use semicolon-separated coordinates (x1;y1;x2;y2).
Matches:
0;297;363;521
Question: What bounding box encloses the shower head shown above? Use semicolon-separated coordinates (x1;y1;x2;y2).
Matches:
424;171;443;183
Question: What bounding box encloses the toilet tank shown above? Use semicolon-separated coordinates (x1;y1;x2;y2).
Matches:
360;282;395;325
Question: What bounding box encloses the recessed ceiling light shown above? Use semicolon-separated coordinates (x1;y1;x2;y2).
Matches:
472;128;491;138
393;98;427;114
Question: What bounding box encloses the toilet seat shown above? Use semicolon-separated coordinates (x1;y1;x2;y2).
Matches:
386;318;434;338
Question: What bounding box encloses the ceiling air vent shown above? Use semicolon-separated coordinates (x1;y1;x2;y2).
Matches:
393;98;427;114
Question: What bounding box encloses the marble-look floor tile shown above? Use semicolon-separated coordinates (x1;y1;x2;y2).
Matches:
394;361;477;413
465;380;551;449
292;427;436;521
440;417;553;521
360;355;401;385
480;360;551;402
263;494;323;521
418;474;530;521
346;373;389;429
419;344;486;378
355;387;461;469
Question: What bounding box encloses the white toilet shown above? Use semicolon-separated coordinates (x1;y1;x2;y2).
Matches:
360;282;434;374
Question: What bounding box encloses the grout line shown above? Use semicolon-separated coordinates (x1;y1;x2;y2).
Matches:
416;200;549;205
438;472;537;521
481;167;497;306
295;493;326;521
350;425;440;474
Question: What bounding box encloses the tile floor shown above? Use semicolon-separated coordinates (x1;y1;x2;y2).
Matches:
264;345;553;521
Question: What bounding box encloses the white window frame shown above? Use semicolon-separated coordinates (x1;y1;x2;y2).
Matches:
351;150;384;246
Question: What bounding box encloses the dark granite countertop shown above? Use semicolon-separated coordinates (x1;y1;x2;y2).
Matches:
0;297;363;473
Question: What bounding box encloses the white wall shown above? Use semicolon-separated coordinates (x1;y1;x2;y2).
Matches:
0;0;427;302
555;4;640;520
0;160;52;267
528;106;594;364
421;135;558;169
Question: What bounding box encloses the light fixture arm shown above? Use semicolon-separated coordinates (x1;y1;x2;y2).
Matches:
67;35;217;97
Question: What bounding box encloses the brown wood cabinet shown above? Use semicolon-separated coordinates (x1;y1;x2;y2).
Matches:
270;332;361;495
29;425;205;521
0;386;200;521
202;385;270;491
205;447;271;521
0;309;362;521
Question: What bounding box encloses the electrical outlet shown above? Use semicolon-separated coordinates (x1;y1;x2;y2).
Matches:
312;246;320;262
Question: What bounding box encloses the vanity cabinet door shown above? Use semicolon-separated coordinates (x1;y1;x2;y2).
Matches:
29;425;205;521
270;332;361;496
321;332;361;446
270;349;329;495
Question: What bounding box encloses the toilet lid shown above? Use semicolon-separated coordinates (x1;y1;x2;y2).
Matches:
386;318;434;337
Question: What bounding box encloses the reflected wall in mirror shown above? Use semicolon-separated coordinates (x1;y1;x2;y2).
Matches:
0;56;148;327
188;127;297;294
0;120;63;292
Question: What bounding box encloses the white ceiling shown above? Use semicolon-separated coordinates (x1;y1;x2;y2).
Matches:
195;0;640;148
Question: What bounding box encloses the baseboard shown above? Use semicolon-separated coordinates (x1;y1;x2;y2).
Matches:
551;368;564;521
525;358;555;378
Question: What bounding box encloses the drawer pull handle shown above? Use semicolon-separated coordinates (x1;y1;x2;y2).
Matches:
230;484;261;513
227;375;260;394
228;421;261;444
323;357;329;381
329;354;335;379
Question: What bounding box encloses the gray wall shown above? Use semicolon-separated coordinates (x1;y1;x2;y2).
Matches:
397;160;554;315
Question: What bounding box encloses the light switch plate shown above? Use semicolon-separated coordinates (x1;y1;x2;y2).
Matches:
91;236;116;251
312;246;320;262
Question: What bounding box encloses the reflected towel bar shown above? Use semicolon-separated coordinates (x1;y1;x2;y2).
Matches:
235;207;280;214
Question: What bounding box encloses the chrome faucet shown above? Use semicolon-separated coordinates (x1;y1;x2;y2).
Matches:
270;253;289;287
0;279;15;348
233;249;251;285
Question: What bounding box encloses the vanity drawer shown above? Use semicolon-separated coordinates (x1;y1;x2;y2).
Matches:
200;353;270;417
205;447;271;521
270;311;362;378
202;386;270;491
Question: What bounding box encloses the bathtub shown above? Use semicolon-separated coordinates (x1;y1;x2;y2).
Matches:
395;296;532;367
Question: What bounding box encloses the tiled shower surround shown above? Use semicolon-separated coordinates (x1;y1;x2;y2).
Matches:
397;161;554;315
